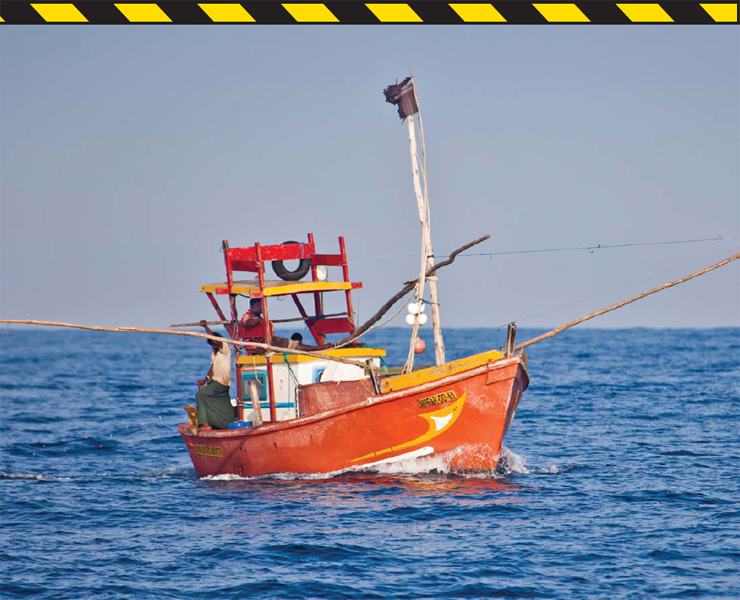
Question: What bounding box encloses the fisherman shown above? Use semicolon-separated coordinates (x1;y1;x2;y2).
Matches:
239;299;330;351
285;332;332;352
289;332;303;349
194;321;235;430
238;298;273;344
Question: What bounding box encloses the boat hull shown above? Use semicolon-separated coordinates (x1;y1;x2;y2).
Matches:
179;354;528;477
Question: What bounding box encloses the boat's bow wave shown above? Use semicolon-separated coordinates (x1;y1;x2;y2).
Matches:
495;447;579;476
197;446;574;481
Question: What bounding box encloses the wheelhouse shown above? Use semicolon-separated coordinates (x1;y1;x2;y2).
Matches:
200;234;385;426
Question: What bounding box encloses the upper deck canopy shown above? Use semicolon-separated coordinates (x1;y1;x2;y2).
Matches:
201;279;362;297
206;234;360;345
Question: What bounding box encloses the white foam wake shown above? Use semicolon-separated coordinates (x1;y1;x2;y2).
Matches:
200;447;570;481
0;472;70;481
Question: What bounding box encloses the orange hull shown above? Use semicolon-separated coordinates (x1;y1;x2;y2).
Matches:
179;354;529;477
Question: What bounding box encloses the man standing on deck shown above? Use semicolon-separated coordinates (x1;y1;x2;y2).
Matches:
194;321;235;430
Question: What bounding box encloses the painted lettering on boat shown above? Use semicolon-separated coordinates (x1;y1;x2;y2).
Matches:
194;445;223;457
417;390;457;408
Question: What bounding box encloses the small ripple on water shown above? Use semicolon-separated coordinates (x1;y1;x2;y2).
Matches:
9;437;120;457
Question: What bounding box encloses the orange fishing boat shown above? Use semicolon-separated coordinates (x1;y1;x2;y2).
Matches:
178;235;529;477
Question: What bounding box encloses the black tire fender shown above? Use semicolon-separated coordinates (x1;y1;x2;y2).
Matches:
272;241;312;281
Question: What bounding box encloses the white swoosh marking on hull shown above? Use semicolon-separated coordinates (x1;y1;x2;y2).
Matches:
430;413;454;431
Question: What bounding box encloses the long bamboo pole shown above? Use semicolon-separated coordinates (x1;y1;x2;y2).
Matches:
404;113;430;373
7;248;731;370
516;252;740;351
0;320;371;369
411;75;446;368
404;115;445;371
338;235;490;347
169;311;347;328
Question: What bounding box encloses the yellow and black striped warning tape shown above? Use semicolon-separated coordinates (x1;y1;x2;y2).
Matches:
0;2;736;24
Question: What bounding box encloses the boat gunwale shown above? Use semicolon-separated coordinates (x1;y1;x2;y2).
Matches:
179;353;529;439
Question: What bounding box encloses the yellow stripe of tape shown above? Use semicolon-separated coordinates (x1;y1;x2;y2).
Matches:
199;3;255;22
32;3;88;22
449;3;506;22
617;3;673;22
534;3;590;22
0;16;5;22
115;3;172;22
282;4;338;22
366;3;423;22
700;3;737;21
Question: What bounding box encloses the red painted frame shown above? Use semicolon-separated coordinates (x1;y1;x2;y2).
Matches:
214;234;359;424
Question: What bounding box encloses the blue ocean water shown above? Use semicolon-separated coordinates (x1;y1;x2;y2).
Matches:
1;327;739;599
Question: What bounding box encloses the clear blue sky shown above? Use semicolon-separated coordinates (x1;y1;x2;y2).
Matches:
1;26;738;329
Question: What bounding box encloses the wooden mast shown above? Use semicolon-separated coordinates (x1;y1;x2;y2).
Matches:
412;78;446;367
402;78;446;373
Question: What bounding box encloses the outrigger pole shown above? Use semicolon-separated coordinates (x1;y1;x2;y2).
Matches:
384;74;446;372
338;235;490;347
515;251;740;351
0;322;373;369
4;254;737;362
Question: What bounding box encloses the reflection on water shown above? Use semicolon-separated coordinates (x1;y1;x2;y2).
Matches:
197;470;526;511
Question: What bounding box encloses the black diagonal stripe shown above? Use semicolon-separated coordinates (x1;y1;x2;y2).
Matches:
495;2;549;24
1;1;46;23
578;1;631;24
72;1;128;24
410;2;461;24
327;2;376;24
159;1;212;23
242;1;295;24
660;1;716;24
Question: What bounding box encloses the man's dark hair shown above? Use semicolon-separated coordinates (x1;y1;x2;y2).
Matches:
207;332;223;346
249;298;261;307
290;333;303;342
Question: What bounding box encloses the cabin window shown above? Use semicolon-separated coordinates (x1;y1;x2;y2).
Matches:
312;367;325;383
242;372;268;401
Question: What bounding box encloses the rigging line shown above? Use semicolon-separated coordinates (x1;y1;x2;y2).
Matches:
451;235;727;258
350;235;726;266
284;354;301;386
516;252;740;351
357;298;410;339
498;245;740;329
437;235;726;258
